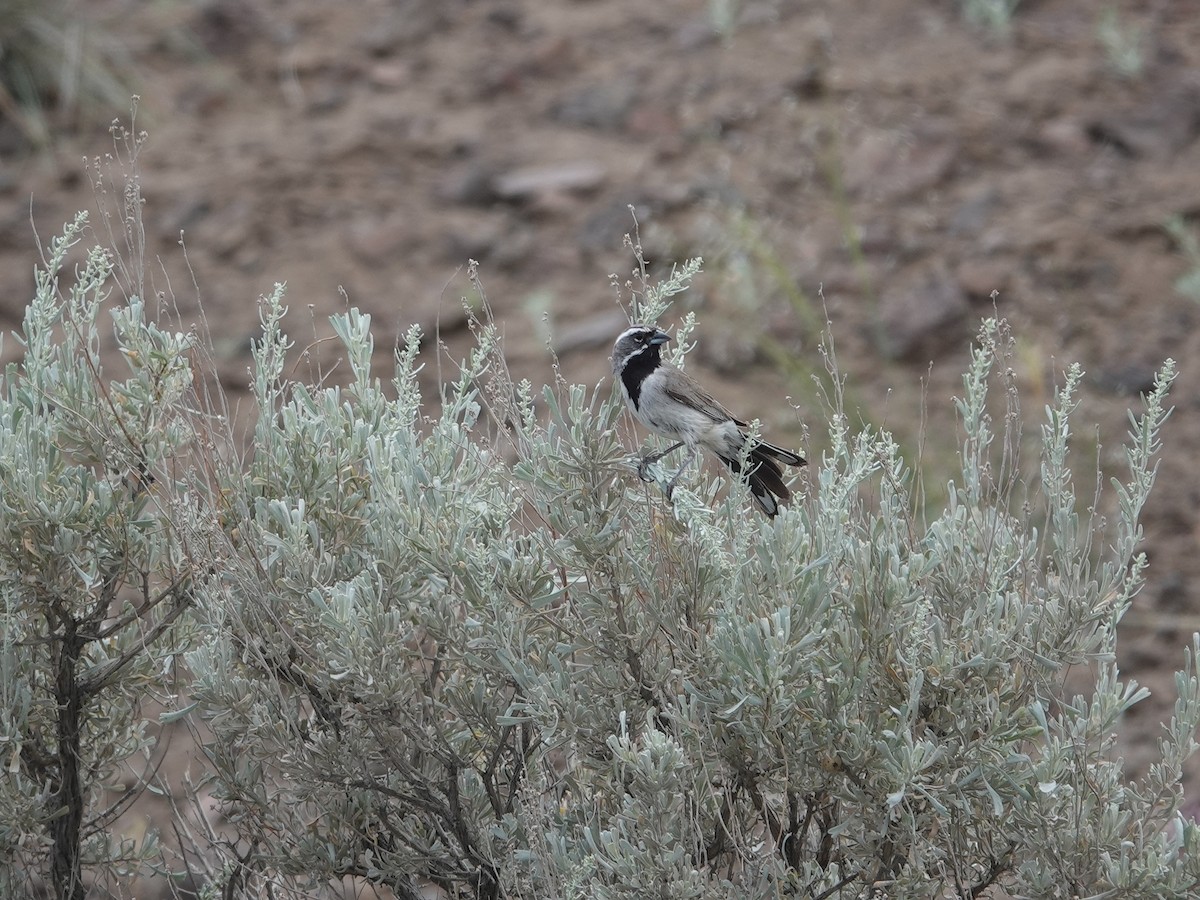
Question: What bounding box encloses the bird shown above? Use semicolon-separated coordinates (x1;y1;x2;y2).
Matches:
611;324;805;517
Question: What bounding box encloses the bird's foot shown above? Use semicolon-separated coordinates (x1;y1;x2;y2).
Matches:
636;457;656;483
636;442;684;484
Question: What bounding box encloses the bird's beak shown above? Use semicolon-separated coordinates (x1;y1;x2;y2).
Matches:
649;330;670;346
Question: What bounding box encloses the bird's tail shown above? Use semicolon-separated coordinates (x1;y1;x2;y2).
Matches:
722;440;806;518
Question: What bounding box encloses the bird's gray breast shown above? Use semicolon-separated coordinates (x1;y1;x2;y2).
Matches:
636;370;721;444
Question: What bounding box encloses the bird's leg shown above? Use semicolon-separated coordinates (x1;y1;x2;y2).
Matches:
664;447;698;500
638;441;684;482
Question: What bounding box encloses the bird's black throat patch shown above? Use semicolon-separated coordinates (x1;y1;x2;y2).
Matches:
620;347;660;410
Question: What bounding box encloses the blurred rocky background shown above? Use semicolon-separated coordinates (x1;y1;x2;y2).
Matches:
3;0;1200;869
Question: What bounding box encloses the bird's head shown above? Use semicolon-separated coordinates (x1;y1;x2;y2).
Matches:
612;324;670;374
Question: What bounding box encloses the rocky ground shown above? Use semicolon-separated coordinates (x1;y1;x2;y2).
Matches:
4;0;1200;893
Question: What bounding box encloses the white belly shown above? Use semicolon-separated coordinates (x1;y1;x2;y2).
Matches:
628;374;744;458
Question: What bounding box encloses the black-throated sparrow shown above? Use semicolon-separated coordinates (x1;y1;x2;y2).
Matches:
612;324;805;517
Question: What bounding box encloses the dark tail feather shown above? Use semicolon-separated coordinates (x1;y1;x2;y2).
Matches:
723;441;804;517
753;440;806;468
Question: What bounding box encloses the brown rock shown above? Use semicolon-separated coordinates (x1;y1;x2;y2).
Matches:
344;212;414;266
844;127;958;202
492;161;607;201
955;258;1012;301
1037;117;1091;157
877;267;968;361
1003;56;1092;117
438;162;501;206
550;78;639;131
1086;76;1200;159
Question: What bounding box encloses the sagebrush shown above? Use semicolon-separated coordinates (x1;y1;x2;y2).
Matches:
2;204;1198;900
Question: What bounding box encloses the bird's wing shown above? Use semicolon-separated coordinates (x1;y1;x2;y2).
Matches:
660;366;747;426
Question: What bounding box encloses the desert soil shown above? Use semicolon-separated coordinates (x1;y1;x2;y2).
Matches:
3;0;1200;893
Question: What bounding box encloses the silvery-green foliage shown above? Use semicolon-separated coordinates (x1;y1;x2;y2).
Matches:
0;213;197;898
182;273;1200;900
7;211;1196;899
